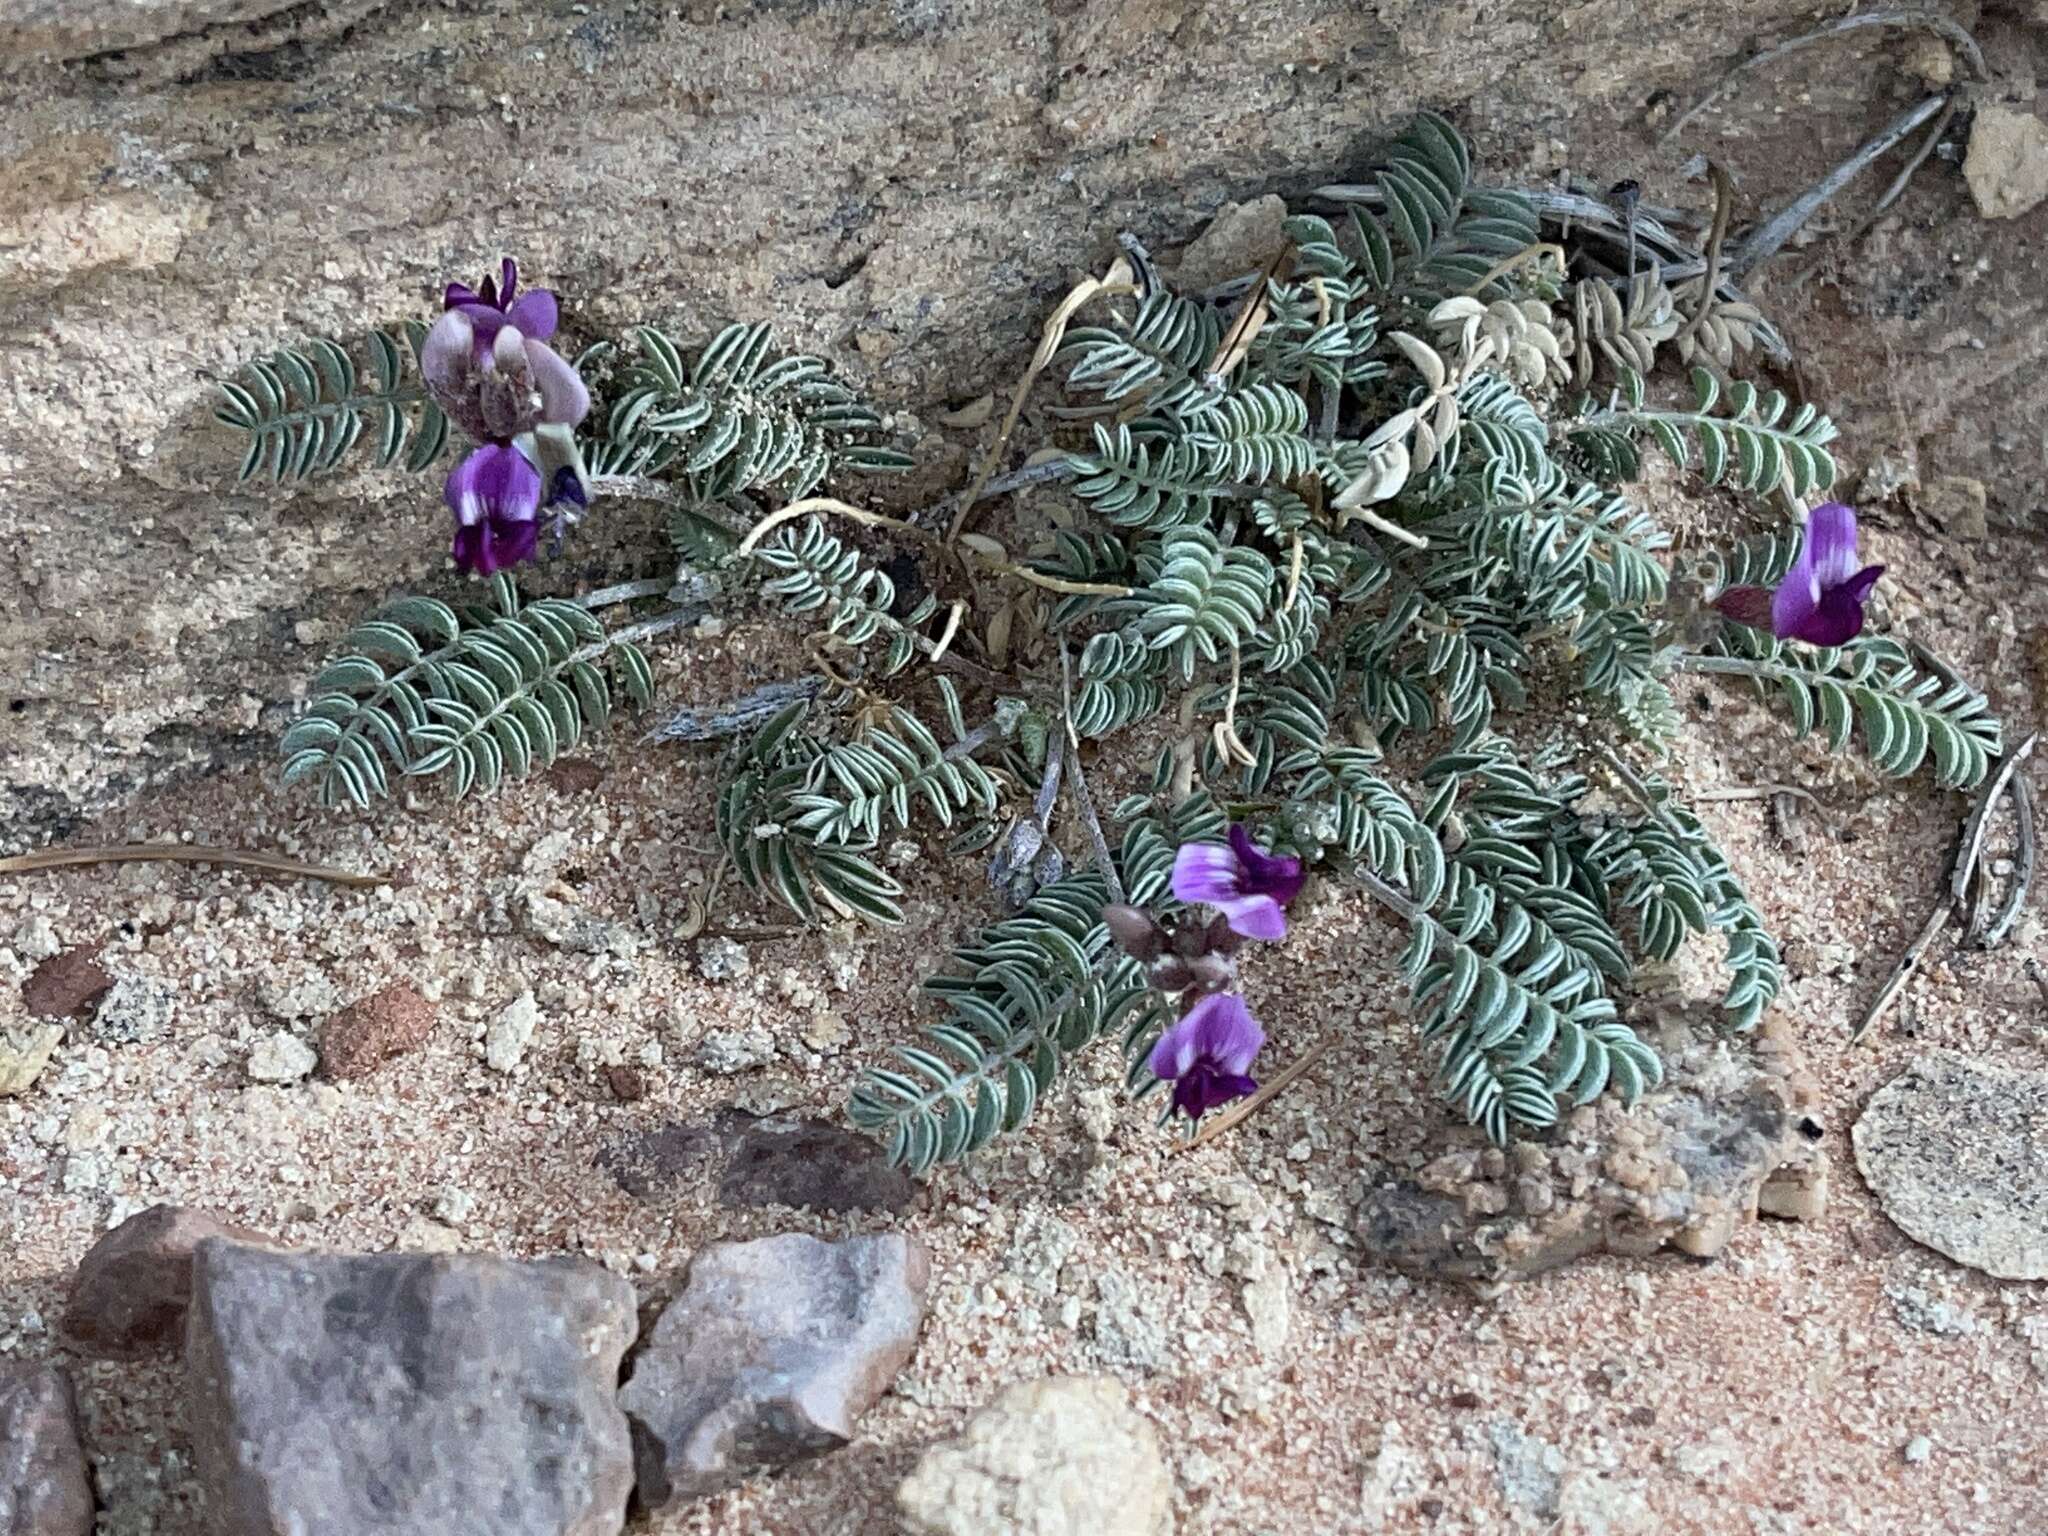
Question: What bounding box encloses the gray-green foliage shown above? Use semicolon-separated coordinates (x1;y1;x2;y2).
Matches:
836;112;2000;1163
583;322;912;563
279;573;652;808
248;114;2005;1169
215;325;449;482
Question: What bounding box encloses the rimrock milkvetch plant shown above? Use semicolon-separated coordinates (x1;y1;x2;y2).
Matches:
226;114;2003;1170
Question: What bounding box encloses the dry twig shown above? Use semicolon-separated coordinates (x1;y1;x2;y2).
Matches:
1660;9;1983;146
0;845;386;888
1180;1038;1334;1153
1851;733;2037;1043
948;257;1138;545
1729;94;1951;277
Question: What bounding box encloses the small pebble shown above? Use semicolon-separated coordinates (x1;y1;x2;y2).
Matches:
1903;1435;1933;1465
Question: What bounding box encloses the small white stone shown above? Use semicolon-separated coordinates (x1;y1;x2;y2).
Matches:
1903;1435;1933;1465
432;1187;476;1227
485;992;540;1073
12;915;61;962
246;1032;318;1084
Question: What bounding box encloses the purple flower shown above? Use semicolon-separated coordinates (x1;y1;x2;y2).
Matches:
1149;993;1265;1122
1171;825;1305;941
445;442;541;576
421;295;590;445
1713;502;1884;648
422;260;593;576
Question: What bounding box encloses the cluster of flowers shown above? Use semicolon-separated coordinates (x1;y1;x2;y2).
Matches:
421;260;593;576
1104;826;1306;1123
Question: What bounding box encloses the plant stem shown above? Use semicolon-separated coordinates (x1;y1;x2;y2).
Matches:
579;577;674;609
566;608;699;667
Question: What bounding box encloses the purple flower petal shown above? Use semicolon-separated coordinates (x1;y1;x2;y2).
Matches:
1227;824;1305;906
1172;841;1242;907
1148;993;1265;1121
505;288;558;343
1217;894;1286;942
1171;1065;1258;1120
444;281;483;311
420;310;473;399
1787;574;1881;647
450;514;539;577
1770;558;1822;642
1805;502;1861;588
455;302;508;351
1845;563;1883;604
497;258;518;306
444;443;542;529
1712;584;1774;630
1181;992;1264;1074
525;339;590;426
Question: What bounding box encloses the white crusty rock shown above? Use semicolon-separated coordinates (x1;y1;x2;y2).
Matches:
897;1376;1174;1536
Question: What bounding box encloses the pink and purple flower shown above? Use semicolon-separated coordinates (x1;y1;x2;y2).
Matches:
1149;993;1265;1121
1714;502;1884;648
420;259;591;576
1170;824;1305;942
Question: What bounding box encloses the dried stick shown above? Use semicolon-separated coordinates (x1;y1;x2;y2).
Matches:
578;576;674;609
1834;97;1959;255
1062;732;1124;905
739;495;1131;598
589;475;751;534
1849;735;2035;1042
948;257;1137;545
1977;772;2036;950
1180;1038;1334;1152
1728;94;1950;277
646;676;826;743
1673;164;1735;352
0;845;386;888
1692;784;1820;806
1660;10;1983;146
1849;887;1958;1045
910;460;1077;531
1950;733;2037;908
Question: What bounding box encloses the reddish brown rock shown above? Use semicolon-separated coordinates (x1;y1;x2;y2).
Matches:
604;1065;647;1103
63;1204;274;1358
317;984;436;1082
0;1363;94;1536
20;945;109;1021
545;759;606;795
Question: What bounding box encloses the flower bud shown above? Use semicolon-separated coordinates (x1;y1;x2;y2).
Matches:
1102;903;1166;961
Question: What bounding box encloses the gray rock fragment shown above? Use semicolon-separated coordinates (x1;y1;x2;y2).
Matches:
187;1242;637;1536
597;1110;915;1214
0;1364;94;1536
1852;1052;2048;1280
1355;1007;1820;1285
619;1232;928;1507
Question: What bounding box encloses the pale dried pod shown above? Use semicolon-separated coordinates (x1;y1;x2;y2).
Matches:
1389;331;1446;393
